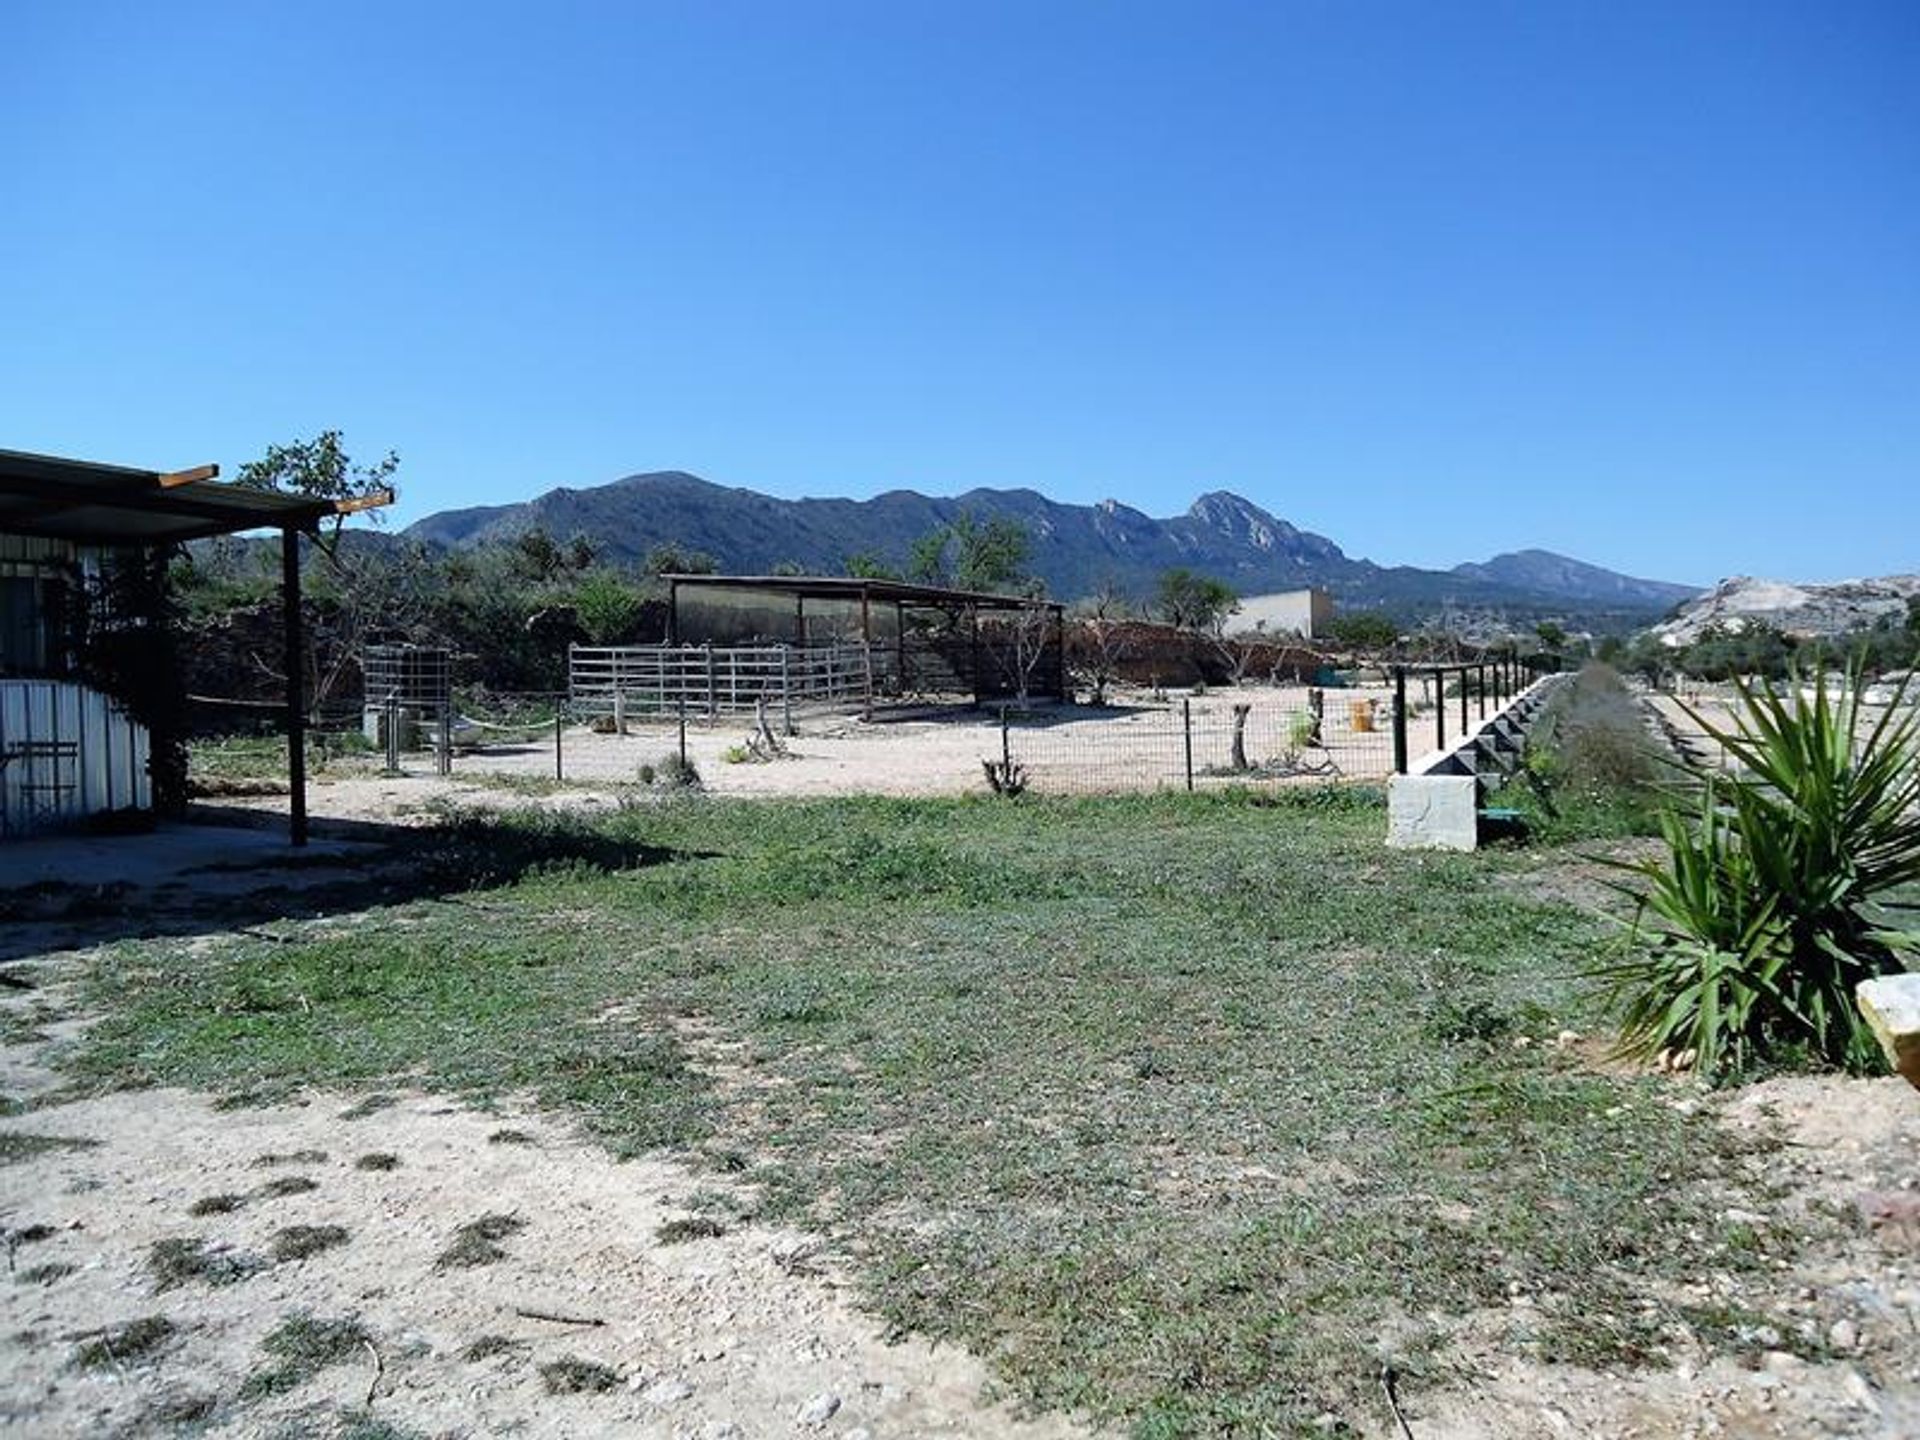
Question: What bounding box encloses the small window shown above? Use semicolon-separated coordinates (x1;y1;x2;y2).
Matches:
0;576;49;673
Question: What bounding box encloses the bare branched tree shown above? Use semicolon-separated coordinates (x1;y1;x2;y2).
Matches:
1071;583;1135;704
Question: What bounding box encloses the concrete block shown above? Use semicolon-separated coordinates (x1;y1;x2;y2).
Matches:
1387;773;1480;851
1857;975;1920;1090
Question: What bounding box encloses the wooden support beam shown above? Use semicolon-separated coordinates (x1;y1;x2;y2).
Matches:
333;488;395;516
157;464;220;488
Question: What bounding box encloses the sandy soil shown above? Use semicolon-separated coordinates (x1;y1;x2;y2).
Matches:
294;684;1403;820
1409;1072;1920;1439
1;1057;1093;1438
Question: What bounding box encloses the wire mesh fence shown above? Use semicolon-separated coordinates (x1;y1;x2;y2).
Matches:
999;693;1397;794
181;657;1558;801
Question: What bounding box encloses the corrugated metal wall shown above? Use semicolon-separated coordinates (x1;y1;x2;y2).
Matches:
0;680;151;838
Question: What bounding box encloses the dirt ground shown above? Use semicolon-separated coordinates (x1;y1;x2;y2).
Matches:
5;791;1919;1437
271;684;1405;825
1414;1073;1920;1440
7;956;1918;1439
0;980;1096;1438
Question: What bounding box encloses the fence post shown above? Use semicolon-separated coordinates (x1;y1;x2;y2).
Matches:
705;643;717;721
384;695;401;776
781;646;795;736
1459;664;1469;734
1182;698;1195;792
1432;668;1445;752
1478;663;1487;721
437;702;452;777
554;708;563;782
1001;705;1012;778
678;693;688;770
613;689;626;737
1392;666;1408;774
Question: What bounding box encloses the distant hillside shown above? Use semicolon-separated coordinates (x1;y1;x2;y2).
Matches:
1453;549;1698;610
405;470;1695;628
1653;574;1920;646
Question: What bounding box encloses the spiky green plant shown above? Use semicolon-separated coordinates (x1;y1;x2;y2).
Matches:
1598;658;1920;1077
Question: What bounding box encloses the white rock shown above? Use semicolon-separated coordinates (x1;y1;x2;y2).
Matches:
797;1391;842;1426
1829;1317;1859;1352
644;1377;695;1405
1843;1368;1881;1414
1857;975;1920;1089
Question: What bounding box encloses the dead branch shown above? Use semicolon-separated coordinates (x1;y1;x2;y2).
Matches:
362;1337;384;1407
512;1306;606;1328
1381;1364;1416;1439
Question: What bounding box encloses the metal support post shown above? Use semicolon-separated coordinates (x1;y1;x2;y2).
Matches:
1182;698;1195;792
280;526;308;846
1392;666;1409;774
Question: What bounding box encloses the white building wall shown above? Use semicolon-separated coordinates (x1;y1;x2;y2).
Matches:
1228;587;1334;640
0;679;151;837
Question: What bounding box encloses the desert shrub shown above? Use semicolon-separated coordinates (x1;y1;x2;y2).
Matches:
640;752;701;788
1597;660;1920;1077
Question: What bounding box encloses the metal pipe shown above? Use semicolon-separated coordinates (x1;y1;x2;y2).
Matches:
1392;666;1408;774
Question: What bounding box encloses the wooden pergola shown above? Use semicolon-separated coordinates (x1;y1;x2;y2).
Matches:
0;447;392;845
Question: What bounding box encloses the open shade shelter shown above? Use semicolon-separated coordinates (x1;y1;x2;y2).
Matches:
0;447;392;844
664;573;1068;704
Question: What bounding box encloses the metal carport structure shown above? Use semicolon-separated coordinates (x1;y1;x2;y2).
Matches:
0;447;391;845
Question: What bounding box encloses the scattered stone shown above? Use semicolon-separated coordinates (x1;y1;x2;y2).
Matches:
797;1391;841;1426
643;1376;695;1405
1828;1317;1859;1352
1843;1367;1881;1414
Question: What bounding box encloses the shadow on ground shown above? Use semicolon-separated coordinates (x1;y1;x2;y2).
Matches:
0;805;707;967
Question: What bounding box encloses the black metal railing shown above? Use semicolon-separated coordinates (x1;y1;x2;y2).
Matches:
1388;655;1558;774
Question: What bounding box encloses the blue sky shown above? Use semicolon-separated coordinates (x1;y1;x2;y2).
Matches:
3;1;1915;586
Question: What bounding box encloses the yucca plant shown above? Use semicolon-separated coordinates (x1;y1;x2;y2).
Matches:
1597;656;1920;1078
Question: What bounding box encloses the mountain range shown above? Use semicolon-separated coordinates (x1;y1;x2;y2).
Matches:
405;470;1698;628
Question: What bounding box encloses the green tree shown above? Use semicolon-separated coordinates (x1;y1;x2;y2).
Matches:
1154;568;1237;633
907;511;1032;592
1325;611;1400;653
642;542;719;577
569;572;648;645
844;551;899;580
1535;621;1569;651
234;430;398;540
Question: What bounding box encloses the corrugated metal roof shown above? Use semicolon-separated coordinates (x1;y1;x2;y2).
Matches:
0;448;391;544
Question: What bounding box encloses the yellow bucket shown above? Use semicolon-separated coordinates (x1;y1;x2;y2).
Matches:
1349;699;1374;733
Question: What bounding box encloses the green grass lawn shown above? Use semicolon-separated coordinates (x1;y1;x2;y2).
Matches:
69;790;1782;1436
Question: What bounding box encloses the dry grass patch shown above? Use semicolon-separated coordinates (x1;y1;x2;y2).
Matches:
436;1213;524;1269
